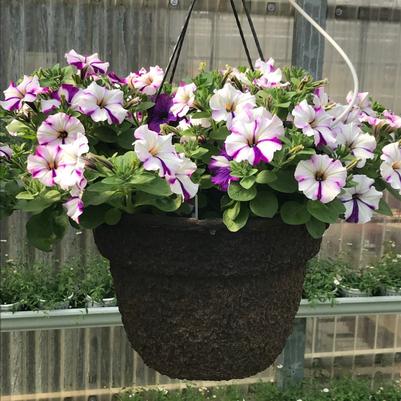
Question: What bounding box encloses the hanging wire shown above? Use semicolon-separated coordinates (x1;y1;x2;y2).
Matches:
288;0;359;125
229;0;254;70
156;0;198;101
241;0;265;61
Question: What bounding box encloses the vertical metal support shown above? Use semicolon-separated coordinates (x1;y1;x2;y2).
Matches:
291;0;328;79
276;318;307;388
277;0;329;389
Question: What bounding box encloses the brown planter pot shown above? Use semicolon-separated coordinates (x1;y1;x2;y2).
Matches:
93;214;321;380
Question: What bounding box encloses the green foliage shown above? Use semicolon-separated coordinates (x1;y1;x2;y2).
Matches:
117;379;401;401
223;201;249;232
307;199;345;224
26;207;69;251
280;201;310;225
249;191;278;218
0;256;114;310
227;182;257;201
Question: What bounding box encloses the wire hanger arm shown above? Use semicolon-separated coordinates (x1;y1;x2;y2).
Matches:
288;0;359;125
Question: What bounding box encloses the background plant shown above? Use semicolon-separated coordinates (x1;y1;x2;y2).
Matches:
117;379;401;401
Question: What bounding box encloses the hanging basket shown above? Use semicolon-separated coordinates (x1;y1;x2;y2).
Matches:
94;214;321;380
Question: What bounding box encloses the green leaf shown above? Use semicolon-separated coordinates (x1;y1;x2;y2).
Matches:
135;177;172;197
133;101;155;112
240;175;256;190
306;218;327;239
199;175;213;189
190;147;209;159
93;126;117;143
113;151;139;175
385;182;401;202
190;111;210;118
376;198;393;217
79;205;110;229
87;181;119;192
53;211;69;239
225;201;241;220
101;177;125;185
116;128;134;150
16;191;35;200
104;208;122;225
129;172;156;186
267;170;298;193
250;191;278;218
26;212;54;251
26;208;68;252
209;126;229;140
135;192;182;212
43;190;61;202
280;201;310;225
256;170;277;184
82;190;116;206
15;190;61;214
307;199;345;224
228;182;257;201
223;202;249;232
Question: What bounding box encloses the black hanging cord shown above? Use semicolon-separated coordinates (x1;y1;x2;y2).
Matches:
156;0;197;100
156;0;268;98
229;0;254;70
241;0;265;61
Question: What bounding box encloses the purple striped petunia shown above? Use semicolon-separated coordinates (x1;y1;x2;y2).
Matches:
0;76;43;111
225;107;284;166
295;154;347;204
340;175;382;224
73;81;127;125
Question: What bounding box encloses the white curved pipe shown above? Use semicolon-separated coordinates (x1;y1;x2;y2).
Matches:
288;0;359;125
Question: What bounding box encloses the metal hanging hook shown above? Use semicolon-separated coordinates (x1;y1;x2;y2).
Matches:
288;0;360;124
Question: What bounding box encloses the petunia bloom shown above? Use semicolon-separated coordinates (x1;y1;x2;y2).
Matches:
148;94;177;132
209;150;239;191
346;91;376;118
27;133;88;189
0;145;12;160
313;87;330;109
254;58;282;88
63;196;84;224
292;100;336;148
65;50;109;77
134;125;180;177
37;112;85;146
295;154;347;203
0;76;43;111
336;123;376;168
170;83;197;117
339;175;382;224
383;110;401;130
225;107;284;165
41;84;80;114
166;154;199;200
27;145;70;187
126;66;164;96
74;81;127;124
380;142;401;192
209;83;256;123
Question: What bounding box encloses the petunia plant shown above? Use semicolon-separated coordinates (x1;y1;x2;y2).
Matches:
0;50;400;251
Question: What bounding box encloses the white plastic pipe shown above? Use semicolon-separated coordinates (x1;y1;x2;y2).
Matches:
288;0;359;125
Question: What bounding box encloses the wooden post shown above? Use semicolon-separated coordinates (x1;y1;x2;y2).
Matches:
291;0;328;79
278;0;328;389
